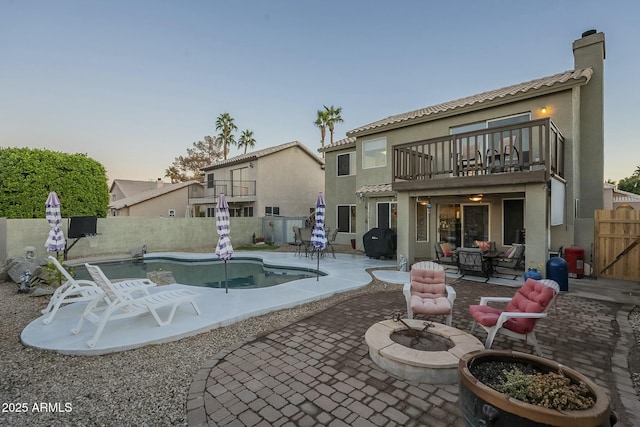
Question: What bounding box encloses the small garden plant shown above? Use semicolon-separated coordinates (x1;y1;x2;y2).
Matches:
490;367;595;410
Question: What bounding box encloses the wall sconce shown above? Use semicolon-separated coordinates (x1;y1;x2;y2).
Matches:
358;192;365;200
540;106;549;116
468;194;483;202
249;161;254;168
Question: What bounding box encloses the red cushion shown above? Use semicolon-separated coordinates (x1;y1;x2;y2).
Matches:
475;241;491;251
469;279;556;335
443;248;453;257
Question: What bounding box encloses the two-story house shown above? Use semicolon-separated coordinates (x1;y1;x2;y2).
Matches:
109;179;201;218
190;141;325;218
321;30;606;273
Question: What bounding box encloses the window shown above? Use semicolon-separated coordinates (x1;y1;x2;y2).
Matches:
207;173;214;189
416;201;430;241
168;209;176;218
362;138;387;169
206;207;215;217
503;199;525;245
337;205;356;233
231;167;249;196
243;206;254;217
438;204;461;248
337;152;355;176
462;204;489;247
377;202;397;229
265;206;280;216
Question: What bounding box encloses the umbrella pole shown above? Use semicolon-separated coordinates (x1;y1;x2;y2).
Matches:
316;253;320;281
224;260;229;293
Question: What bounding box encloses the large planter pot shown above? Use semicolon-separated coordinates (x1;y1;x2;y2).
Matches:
458;350;615;427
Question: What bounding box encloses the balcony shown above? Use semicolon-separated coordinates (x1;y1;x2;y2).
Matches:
189;180;256;204
392;118;565;191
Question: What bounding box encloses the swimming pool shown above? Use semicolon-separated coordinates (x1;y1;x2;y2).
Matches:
73;256;325;289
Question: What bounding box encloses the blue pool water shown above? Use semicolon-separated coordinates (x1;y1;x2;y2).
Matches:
73;257;324;289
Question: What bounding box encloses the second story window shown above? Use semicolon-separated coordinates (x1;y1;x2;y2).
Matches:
337;152;356;176
207;173;214;188
265;206;280;216
363;138;387;169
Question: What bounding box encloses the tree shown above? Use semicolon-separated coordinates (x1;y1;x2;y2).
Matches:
617;166;640;195
324;105;344;146
0;147;110;218
165;136;223;183
215;112;238;160
238;130;256;154
314;109;330;155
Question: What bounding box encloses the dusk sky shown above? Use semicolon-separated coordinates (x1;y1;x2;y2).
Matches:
1;1;637;183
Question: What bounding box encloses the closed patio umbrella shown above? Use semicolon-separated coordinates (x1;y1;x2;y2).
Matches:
310;192;327;281
45;191;66;258
215;194;234;293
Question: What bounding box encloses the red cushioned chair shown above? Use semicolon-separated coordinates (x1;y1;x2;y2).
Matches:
403;261;456;326
468;278;559;356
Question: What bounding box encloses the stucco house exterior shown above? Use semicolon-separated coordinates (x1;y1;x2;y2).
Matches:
109;179;201;218
189;141;325;218
321;30;606;273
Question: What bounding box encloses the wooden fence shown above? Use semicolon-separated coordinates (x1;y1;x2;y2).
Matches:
594;209;640;281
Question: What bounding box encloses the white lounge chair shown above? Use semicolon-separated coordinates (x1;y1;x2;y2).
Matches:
73;263;201;348
403;261;456;326
41;256;156;324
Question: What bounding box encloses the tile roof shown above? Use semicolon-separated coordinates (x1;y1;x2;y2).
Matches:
109;180;200;209
202;141;324;170
109;179;163;197
347;68;593;137
322;137;356;151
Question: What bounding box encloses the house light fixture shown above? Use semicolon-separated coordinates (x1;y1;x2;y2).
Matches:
540;107;548;115
468;194;483;202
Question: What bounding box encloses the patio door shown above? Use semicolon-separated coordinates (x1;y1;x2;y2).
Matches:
462;204;489;247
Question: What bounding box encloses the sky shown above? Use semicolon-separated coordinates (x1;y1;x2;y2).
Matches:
1;0;638;184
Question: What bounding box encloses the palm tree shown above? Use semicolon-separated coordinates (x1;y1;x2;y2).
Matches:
238;130;256;154
324;105;344;146
215;112;238;160
314;109;330;154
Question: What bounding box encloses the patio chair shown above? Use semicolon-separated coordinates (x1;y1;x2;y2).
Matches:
493;244;525;279
457;248;492;280
469;278;559;356
41;255;156;325
326;228;339;258
403;261;456;326
73;263;201;348
434;242;458;271
294;226;312;257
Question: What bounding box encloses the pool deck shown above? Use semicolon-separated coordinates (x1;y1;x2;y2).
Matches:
20;252;397;355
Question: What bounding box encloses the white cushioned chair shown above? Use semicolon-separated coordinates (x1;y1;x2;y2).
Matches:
403;261;456;326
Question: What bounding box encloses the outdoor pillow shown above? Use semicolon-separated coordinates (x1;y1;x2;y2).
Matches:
440;243;453;257
475;241;491;252
505;246;516;258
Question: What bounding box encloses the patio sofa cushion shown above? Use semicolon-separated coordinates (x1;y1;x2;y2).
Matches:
408;268;451;316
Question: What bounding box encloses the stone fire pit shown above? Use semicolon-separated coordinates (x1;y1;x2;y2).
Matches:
365;319;484;384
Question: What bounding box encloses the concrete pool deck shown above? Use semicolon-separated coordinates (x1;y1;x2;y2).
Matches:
20;251;397;355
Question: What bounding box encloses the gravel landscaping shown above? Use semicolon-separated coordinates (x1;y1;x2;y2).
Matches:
1;246;638;426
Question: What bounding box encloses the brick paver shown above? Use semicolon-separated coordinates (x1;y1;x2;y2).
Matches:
188;278;634;426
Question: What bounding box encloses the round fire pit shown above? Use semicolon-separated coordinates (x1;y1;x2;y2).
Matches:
365;319;484;384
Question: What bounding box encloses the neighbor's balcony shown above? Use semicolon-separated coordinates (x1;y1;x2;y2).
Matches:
189;180;256;204
392;118;565;191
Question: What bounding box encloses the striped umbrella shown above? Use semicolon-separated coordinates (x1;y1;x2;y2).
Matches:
310;192;327;280
45;191;66;256
215;194;234;293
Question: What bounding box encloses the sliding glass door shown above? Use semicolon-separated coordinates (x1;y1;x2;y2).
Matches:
462;204;489;247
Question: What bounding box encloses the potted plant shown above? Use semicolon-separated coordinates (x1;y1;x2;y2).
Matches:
458;350;616;427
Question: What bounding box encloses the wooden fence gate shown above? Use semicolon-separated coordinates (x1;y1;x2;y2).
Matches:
594;209;640;281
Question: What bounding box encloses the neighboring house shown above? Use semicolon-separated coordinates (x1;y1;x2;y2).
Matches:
604;183;640;211
321;30;606;272
190;141;325;218
109;180;201;218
